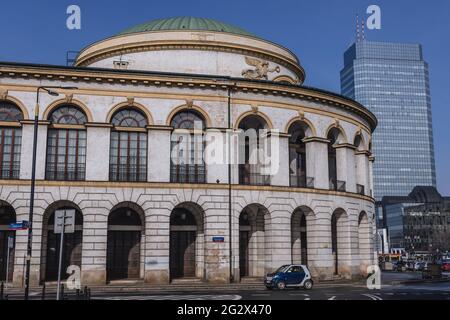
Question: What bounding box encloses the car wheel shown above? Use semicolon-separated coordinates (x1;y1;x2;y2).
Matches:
277;281;286;290
265;286;273;290
303;279;313;290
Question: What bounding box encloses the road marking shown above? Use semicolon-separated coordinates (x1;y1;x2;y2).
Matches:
328;296;336;300
362;294;383;301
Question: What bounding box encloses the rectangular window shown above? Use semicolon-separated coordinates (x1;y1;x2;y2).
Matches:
46;129;86;181
0;127;21;179
170;133;205;184
109;131;147;182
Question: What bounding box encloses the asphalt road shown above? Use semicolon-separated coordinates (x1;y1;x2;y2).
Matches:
3;272;450;301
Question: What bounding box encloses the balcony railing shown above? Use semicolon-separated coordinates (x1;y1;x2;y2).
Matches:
356;184;365;195
0;165;20;180
239;165;270;186
329;179;346;192
290;174;315;189
109;164;147;182
170;164;206;184
46;164;86;181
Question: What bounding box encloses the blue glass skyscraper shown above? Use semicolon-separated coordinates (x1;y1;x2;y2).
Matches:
341;41;436;201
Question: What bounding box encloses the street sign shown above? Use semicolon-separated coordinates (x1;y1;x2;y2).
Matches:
212;236;225;243
9;221;29;230
54;209;76;234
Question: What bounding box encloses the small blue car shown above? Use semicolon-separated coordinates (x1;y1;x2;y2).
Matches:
265;264;313;290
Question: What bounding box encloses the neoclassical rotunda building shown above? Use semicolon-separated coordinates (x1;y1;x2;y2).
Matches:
0;17;377;285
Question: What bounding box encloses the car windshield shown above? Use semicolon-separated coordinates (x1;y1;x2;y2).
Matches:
274;265;289;273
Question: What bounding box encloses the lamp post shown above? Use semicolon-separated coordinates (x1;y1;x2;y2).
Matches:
24;86;78;300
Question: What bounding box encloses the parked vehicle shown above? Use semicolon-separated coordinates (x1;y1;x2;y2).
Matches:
441;261;450;272
265;265;313;290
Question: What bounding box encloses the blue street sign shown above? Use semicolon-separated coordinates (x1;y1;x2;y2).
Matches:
9;220;29;230
212;236;225;243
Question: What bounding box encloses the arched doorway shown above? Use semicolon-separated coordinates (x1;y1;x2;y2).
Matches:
358;212;371;275
42;203;83;282
0;201;16;282
239;204;270;279
107;204;143;281
169;203;204;280
291;207;313;266
331;208;348;276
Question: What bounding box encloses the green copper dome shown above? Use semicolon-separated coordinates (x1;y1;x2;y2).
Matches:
118;17;256;38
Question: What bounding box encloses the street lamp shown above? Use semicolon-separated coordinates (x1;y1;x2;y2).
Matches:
24;86;78;300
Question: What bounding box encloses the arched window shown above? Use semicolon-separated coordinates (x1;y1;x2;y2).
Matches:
109;108;148;182
0;101;24;179
46;104;87;181
288;122;312;188
238;115;270;186
354;134;365;195
327;128;344;191
170;110;206;183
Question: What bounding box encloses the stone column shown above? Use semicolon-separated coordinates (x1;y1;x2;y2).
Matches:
85;124;112;181
147;127;172;182
307;209;334;280
19;121;49;180
144;208;170;284
355;151;371;196
81;207;109;285
267;210;291;269
369;156;375;197
269;132;290;187
205;128;228;184
335;144;357;193
303;137;329;189
204;206;230;284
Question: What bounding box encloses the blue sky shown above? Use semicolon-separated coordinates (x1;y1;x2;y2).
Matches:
1;0;449;194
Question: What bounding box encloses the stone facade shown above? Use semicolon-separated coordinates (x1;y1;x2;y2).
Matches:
0;20;377;286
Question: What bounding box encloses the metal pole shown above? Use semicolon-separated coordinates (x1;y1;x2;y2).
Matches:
24;88;41;300
5;241;10;290
56;210;65;300
227;85;233;283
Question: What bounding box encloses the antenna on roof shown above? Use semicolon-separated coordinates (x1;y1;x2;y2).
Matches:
66;51;79;66
356;14;360;42
361;19;366;41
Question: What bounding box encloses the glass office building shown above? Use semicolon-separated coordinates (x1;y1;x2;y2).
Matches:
341;41;436;201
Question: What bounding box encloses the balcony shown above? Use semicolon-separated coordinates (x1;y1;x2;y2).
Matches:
290;174;315;189
109;164;147;182
45;164;86;181
356;184;365;195
0;165;20;180
170;164;206;184
329;179;346;192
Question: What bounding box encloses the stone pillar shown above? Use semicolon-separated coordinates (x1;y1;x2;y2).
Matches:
144;208;170;284
81;207;108;285
85;124;111;181
355;151;371;196
205;129;228;184
307;210;333;280
147;127;171;182
335;144;357;193
269;132;289;187
267;210;291;269
19;121;49;180
304;137;329;189
204;206;230;284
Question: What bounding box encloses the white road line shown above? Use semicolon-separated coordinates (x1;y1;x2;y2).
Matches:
328;296;336;300
362;294;383;301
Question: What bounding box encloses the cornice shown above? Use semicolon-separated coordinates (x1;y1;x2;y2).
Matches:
0;63;377;131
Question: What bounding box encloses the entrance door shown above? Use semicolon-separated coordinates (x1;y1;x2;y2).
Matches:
0;231;14;281
107;231;141;280
239;231;249;277
45;230;82;281
170;231;196;279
